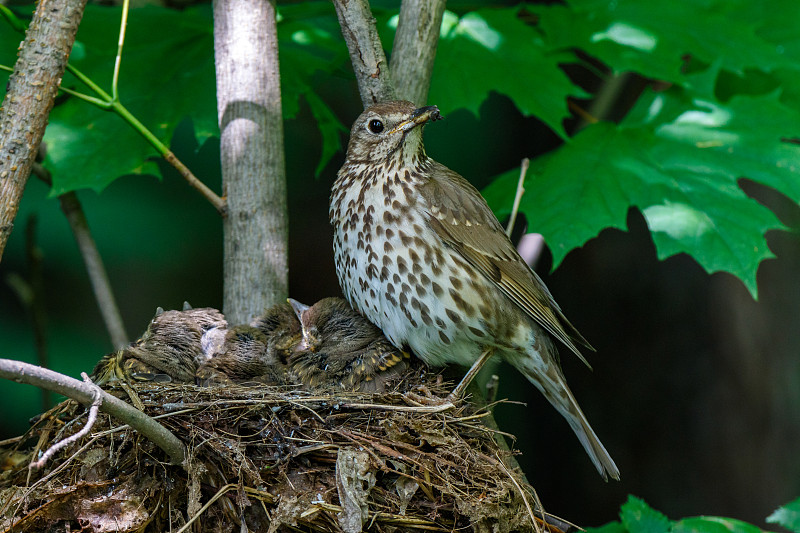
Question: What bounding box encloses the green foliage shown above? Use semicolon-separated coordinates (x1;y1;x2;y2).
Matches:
768;497;800;533
591;495;783;533
2;0;800;296
43;5;217;195
428;8;587;138
485;0;800;298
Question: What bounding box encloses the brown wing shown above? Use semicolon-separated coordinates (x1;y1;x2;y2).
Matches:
419;162;594;366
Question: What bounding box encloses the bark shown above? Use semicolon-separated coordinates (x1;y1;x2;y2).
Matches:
0;0;88;261
333;0;397;107
213;0;288;324
390;0;446;106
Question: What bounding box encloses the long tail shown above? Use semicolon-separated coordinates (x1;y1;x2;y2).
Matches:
509;355;620;481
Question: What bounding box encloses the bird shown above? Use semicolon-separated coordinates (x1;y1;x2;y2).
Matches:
196;302;301;385
287;297;409;392
196;325;288;385
329;100;619;480
91;304;227;385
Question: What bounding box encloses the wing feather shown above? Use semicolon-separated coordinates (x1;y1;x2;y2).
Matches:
419;162;594;366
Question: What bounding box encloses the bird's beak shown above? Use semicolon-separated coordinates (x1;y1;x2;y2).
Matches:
287;298;309;321
389;105;442;134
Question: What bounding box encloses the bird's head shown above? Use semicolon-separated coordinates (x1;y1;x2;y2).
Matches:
288;298;322;352
344;100;442;169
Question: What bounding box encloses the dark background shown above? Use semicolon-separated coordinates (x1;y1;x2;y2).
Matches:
1;87;799;527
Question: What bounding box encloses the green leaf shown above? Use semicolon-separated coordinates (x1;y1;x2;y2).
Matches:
673;517;765;533
277;1;350;120
24;2;349;195
485;68;800;297
620;495;671;533
767;497;800;533
45;4;217;195
535;0;800;84
429;7;587;138
277;2;350;175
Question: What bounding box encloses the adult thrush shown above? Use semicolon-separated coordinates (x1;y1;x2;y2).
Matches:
330;100;619;480
287;297;409;392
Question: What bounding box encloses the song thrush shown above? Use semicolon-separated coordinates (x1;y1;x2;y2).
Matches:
197;325;288;385
196;302;300;385
91;305;227;384
287;297;409;392
330;100;619;480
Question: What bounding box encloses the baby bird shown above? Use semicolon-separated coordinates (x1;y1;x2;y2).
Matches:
91;304;227;385
287;297;409;392
196;302;301;385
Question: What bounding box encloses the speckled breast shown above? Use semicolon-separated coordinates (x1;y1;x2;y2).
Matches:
330;164;498;368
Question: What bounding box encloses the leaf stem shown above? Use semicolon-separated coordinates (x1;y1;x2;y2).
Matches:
111;0;130;102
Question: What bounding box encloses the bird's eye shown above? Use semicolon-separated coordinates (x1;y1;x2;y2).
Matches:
367;119;384;134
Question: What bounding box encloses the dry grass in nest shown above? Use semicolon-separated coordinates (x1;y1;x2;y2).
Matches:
0;369;558;533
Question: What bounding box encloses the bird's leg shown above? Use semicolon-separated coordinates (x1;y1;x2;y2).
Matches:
447;347;494;401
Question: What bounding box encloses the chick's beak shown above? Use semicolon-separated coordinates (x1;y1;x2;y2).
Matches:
389;105;442;134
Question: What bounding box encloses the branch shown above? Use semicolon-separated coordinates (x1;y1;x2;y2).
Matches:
58;192;130;348
0;0;88;261
390;0;446;105
505;158;529;238
214;0;288;323
0;359;187;465
333;0;397;107
31;163;129;348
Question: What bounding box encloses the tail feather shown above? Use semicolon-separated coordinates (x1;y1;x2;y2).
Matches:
561;388;620;481
509;355;620;481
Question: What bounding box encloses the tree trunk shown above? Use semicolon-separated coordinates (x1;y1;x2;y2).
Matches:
213;0;288;324
333;0;397;107
390;0;446;106
0;0;88;261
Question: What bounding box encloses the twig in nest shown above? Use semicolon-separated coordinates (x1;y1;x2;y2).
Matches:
176;483;237;533
30;373;102;469
340;400;455;413
495;451;541;533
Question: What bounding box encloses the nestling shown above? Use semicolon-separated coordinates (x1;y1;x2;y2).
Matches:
91;304;227;385
287;297;409;392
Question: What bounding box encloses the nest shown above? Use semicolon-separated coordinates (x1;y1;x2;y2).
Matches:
0;368;555;533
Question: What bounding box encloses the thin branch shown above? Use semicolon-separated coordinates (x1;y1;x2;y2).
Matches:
58;192;130;347
0;359;187;465
505;157;530;238
390;0;446;105
31;162;129;348
30;373;103;469
495;450;541;533
5;216;51;409
0;0;88;260
332;0;397;107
